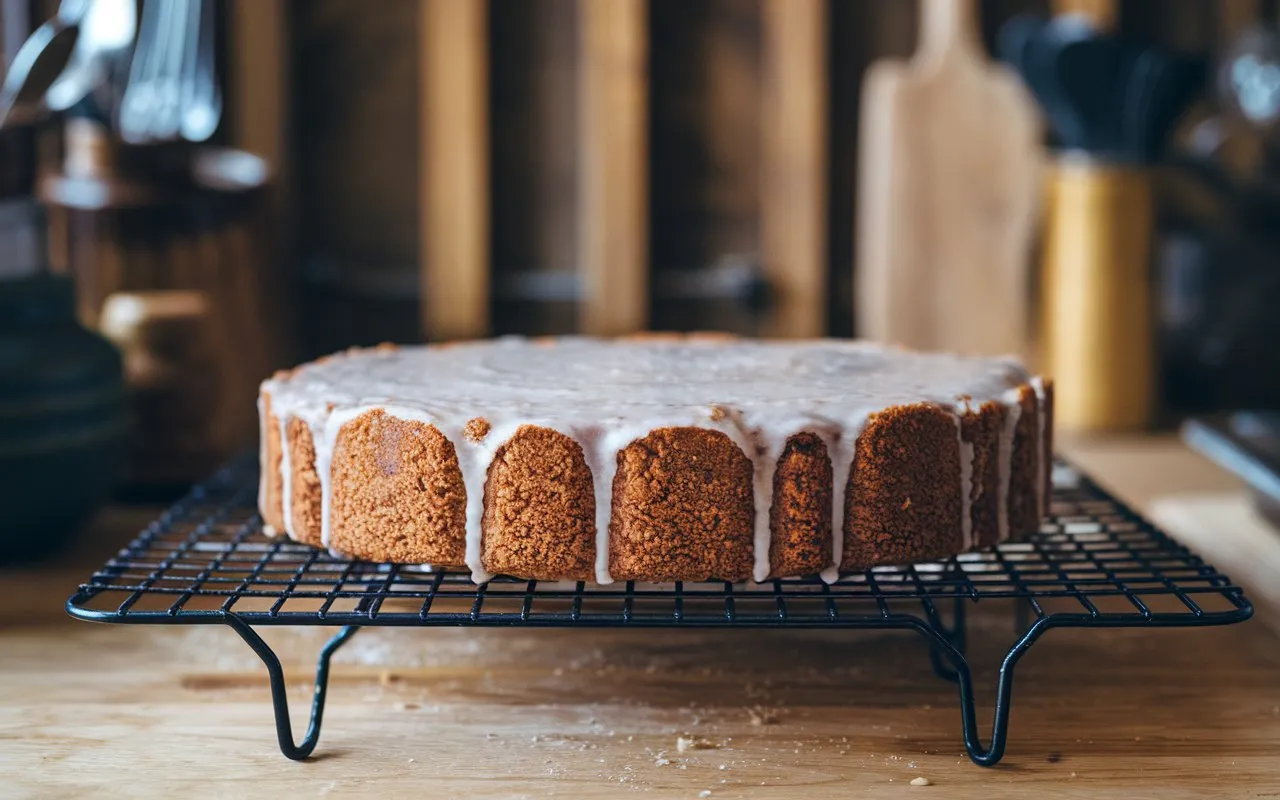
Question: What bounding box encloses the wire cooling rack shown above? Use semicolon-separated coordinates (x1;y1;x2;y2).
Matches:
67;454;1252;766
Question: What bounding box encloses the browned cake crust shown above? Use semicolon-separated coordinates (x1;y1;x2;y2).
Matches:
768;432;833;579
842;403;965;570
329;409;468;565
285;418;323;546
609;427;755;582
261;345;1054;583
1008;386;1041;539
481;425;595;581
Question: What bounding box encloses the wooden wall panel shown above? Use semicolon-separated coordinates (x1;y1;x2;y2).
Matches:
579;0;648;335
760;0;826;338
490;0;579;335
273;0;1268;348
421;0;490;340
648;0;761;273
293;0;419;269
229;0;290;223
828;0;918;337
648;0;760;333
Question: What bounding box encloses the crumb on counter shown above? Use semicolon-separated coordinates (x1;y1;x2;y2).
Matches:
677;736;717;753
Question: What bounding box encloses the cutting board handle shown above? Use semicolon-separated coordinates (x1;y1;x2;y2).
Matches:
918;0;980;61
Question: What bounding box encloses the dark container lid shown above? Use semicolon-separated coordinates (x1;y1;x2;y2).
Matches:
0;273;124;404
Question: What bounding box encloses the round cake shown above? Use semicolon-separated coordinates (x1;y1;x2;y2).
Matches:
258;335;1052;584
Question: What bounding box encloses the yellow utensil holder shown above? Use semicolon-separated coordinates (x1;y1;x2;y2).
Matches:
1041;158;1154;432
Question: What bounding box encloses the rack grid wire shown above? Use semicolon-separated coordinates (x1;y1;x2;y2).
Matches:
67;454;1252;766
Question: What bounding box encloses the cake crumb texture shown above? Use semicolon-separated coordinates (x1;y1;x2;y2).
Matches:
842;404;963;570
481;425;595;580
768;432;833;578
330;409;467;564
286;418;323;546
1009;385;1040;536
610;427;754;582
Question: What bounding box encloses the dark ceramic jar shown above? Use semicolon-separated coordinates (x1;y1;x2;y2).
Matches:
0;273;127;562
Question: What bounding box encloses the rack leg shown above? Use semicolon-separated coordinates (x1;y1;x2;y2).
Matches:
919;617;1052;766
928;595;967;683
222;615;360;760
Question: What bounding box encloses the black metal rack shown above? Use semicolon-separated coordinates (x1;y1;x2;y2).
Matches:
67;455;1253;766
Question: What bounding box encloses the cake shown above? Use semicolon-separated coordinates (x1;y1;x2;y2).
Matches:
258;335;1053;584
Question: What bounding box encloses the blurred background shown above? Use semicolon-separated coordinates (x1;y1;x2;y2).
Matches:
4;0;1280;557
6;7;1280;785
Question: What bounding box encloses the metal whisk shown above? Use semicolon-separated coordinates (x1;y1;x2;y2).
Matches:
118;0;220;144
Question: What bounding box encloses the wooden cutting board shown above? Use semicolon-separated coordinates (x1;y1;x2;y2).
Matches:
855;0;1042;358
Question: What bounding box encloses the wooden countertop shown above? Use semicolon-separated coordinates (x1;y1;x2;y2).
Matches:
3;436;1279;798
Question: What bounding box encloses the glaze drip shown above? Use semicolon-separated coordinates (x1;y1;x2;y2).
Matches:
277;415;292;538
996;389;1024;542
955;401;975;551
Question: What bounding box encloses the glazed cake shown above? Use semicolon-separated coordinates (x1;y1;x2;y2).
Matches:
258;336;1053;584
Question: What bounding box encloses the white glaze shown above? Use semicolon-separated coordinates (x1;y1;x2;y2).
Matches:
584;426;624;584
256;394;273;533
260;337;1035;583
955;401;975;550
277;415;292;538
1029;376;1048;521
818;414;867;584
996;388;1024;542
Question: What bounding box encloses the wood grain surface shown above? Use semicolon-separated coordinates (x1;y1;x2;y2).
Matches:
420;0;491;340
760;0;828;339
578;0;648;336
855;0;1042;359
3;439;1279;799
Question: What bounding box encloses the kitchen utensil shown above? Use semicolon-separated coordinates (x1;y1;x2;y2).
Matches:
150;0;188;140
1123;47;1160;161
179;0;219;141
1137;53;1206;162
855;0;1042;357
120;0;218;144
119;0;185;143
1053;25;1127;154
116;0;158;142
1022;14;1098;151
0;0;87;129
1003;14;1205;163
43;0;136;114
996;13;1046;80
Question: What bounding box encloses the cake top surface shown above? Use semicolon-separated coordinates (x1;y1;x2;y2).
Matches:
265;337;1030;437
